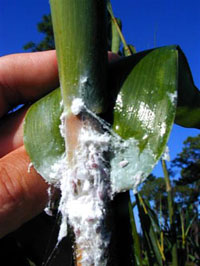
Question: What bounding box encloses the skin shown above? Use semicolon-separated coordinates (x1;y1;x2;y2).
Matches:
0;50;118;238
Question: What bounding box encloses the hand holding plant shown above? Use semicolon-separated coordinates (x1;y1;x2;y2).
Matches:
0;51;58;237
0;50;117;238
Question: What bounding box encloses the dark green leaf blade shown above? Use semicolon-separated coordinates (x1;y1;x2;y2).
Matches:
110;46;177;192
23;88;64;184
110;46;200;129
175;47;200;128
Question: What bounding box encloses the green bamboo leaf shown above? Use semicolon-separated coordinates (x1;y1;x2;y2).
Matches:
113;46;177;143
175;47;200;128
110;46;177;192
185;214;196;238
111;46;200;129
24;88;64;184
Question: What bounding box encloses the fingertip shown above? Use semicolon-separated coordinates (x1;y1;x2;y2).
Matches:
0;50;59;116
0;146;48;237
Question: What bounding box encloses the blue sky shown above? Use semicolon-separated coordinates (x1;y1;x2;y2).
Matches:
0;0;199;176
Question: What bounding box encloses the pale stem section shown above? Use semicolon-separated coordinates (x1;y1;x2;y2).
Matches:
58;112;111;266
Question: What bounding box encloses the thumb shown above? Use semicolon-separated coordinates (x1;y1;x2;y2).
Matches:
0;146;48;238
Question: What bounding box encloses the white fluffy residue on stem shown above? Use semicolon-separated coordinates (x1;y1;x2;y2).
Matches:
71;98;85;115
44;186;54;216
57;115;111;265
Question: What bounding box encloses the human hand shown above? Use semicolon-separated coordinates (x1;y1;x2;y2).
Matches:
0;50;119;238
0;50;59;238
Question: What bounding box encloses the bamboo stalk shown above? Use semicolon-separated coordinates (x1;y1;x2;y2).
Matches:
161;159;178;266
107;1;132;56
159;196;164;254
136;193;165;265
49;1;111;265
50;0;108;114
128;198;143;266
111;17;122;54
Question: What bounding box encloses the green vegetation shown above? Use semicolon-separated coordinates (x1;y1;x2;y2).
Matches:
136;134;200;265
